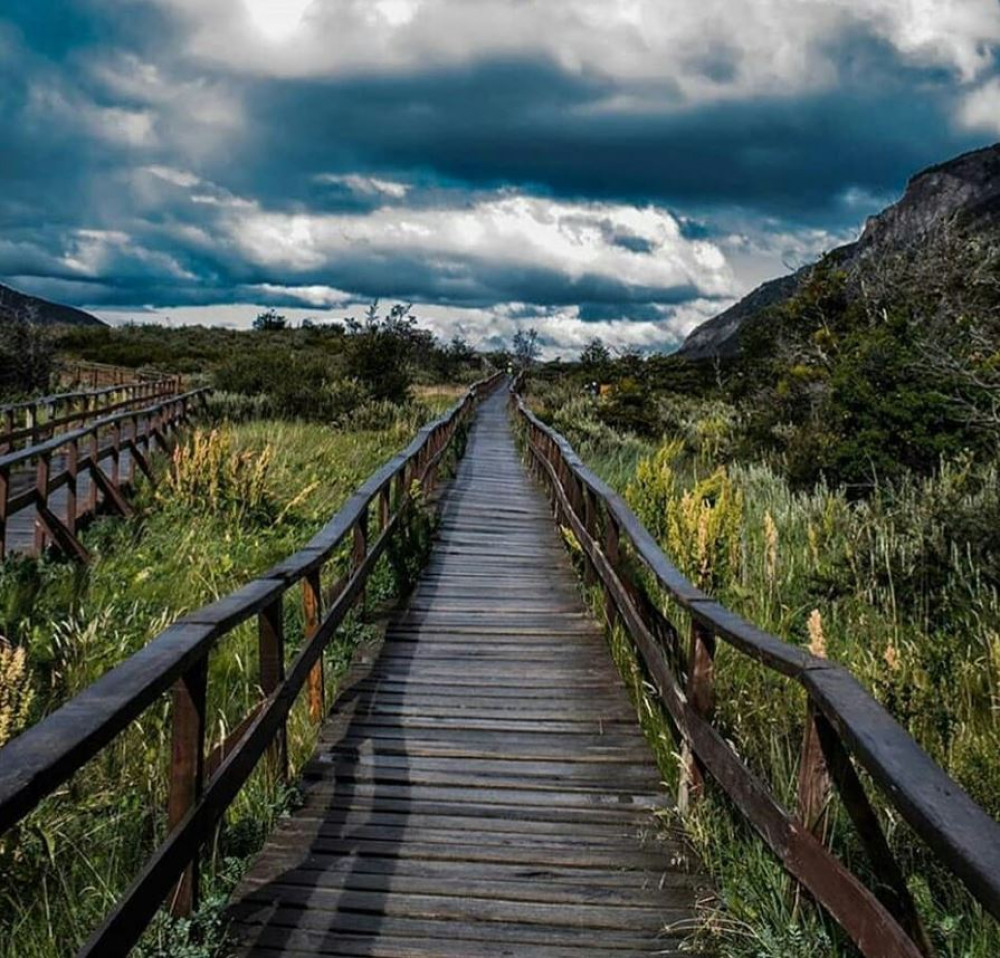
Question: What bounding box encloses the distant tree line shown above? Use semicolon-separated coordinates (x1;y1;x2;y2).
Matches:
50;301;504;420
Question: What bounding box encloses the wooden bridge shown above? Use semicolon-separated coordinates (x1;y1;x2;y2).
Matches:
0;376;998;958
0;382;207;559
227;387;697;956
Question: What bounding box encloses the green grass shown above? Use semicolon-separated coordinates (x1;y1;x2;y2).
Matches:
0;400;455;958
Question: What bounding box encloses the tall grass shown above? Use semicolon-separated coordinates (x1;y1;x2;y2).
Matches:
535;390;1000;957
0;405;449;958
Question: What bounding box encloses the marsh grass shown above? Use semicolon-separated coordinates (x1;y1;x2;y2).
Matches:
0;405;450;958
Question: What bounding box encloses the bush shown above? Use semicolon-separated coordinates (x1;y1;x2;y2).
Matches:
0;638;34;746
0;317;53;398
159;428;275;522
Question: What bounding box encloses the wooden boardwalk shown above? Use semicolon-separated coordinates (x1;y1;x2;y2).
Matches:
5;439;138;556
229;391;702;957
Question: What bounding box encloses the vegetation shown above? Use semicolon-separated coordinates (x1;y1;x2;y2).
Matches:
50;303;491;419
0;376;461;956
525;302;1000;956
0;315;55;398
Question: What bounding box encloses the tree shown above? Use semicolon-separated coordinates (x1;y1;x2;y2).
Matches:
579;337;611;376
0;304;53;398
345;301;419;402
253;308;287;332
512;327;541;369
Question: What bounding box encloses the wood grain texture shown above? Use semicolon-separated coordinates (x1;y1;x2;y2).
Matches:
229;390;702;957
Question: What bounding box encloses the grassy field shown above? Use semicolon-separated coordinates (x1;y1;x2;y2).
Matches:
0;394;457;957
527;381;1000;958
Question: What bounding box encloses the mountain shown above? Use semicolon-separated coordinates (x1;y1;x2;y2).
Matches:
678;143;1000;359
0;282;106;327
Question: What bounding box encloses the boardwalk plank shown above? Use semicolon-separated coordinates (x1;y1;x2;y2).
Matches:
228;389;703;956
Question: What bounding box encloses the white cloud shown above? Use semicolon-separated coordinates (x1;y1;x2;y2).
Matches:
959;79;1000;135
150;0;1000;104
218;192;735;302
60;229;196;282
27;84;159;148
145;166;202;188
244;0;314;40
315;174;411;199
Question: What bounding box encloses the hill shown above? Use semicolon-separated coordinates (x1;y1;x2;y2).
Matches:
679;142;1000;359
0;282;106;327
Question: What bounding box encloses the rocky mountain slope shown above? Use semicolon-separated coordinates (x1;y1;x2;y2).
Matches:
0;282;106;327
678;143;1000;359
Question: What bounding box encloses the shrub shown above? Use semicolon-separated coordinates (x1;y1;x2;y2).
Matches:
626;440;744;591
159;428;274;522
0;638;34;746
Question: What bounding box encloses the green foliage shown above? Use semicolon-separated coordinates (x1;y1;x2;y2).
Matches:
52;309;488;417
159;427;276;522
579;336;612;378
732;263;978;489
252;308;287;332
0;317;54;399
627;444;744;591
345;301;421;401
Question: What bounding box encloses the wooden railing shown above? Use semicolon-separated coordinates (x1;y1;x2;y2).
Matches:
0;379;183;454
511;386;1000;958
0;371;503;956
0;388;209;560
60;360;168;389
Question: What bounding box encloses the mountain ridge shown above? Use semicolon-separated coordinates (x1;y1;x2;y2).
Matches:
678;142;1000;359
0;282;106;328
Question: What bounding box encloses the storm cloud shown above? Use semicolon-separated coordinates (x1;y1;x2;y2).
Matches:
2;0;999;354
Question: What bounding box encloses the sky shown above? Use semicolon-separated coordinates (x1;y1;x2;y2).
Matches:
2;1;1000;357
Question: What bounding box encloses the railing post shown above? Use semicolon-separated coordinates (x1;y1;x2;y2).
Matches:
603;512;621;630
379;483;391;532
303;570;325;723
679;618;715;811
128;414;139;484
582;486;598;586
394;470;407;516
258;596;287;782
111;421;121;487
798;701;832;840
34;451;51;554
88;431;100;514
26;404;37;446
66;439;78;536
0;464;8;560
167;656;208;918
353;513;369;614
812;713;936;956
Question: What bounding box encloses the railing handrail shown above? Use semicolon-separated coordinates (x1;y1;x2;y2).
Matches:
0;388;210;472
512;388;1000;953
0;378;181;417
60;360;167;385
0;370;503;955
